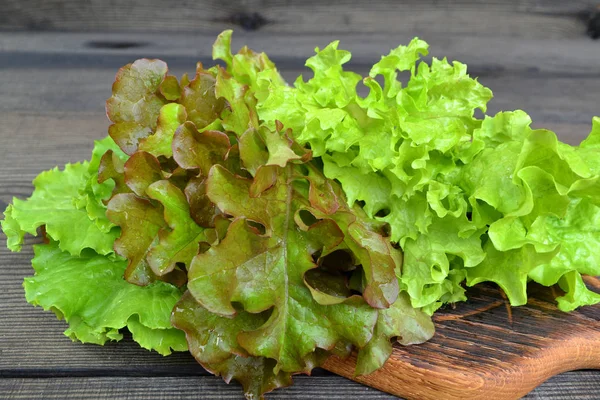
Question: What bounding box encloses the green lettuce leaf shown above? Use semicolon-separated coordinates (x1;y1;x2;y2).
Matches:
25;242;186;355
138;103;188;159
525;198;600;310
2;162;119;255
463;113;600;311
1;204;24;252
1;136;126;255
80;136;129;232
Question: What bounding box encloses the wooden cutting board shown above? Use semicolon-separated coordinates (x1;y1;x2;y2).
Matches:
323;279;600;400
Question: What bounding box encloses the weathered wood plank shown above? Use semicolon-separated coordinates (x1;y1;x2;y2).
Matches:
1;372;599;399
524;371;600;400
1;376;398;400
1;0;598;40
2;32;600;75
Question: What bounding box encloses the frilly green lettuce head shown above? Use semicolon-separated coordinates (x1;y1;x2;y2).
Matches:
218;31;600;315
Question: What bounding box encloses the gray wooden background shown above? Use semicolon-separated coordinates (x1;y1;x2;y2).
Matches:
1;1;600;399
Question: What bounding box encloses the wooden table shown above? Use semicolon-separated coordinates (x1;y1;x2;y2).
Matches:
2;1;600;398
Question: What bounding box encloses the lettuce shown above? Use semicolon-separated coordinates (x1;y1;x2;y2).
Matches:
223;33;600;314
25;242;186;355
1;135;186;355
1;30;599;400
101;57;432;395
3;162;118;256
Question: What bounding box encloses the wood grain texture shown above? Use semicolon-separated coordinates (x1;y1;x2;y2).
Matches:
1;0;598;40
1;373;600;400
324;285;600;400
1;31;600;399
2;31;600;75
0;376;398;400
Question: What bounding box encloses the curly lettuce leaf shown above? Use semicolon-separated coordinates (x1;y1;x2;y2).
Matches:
89;135;128;174
517;198;600;310
1;135;126;255
106;59;225;157
463;113;600;311
106;59;169;155
1;162;119;255
1;205;23;251
172;291;295;399
213;29;286;93
145;180;212;275
106;126;232;286
25;242;187;355
81;136;129;232
179;66;226;129
138;103;188;159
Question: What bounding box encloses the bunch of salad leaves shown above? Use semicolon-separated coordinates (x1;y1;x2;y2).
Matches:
1;30;599;399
